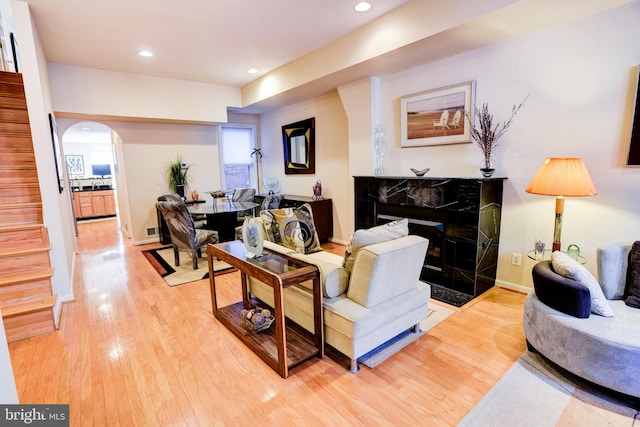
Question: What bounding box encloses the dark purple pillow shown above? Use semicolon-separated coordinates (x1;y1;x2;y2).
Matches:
624;241;640;308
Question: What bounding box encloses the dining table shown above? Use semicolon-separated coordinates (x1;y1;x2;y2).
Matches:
187;199;258;242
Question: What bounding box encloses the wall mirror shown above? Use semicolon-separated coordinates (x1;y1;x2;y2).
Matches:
627;65;640;166
282;117;315;174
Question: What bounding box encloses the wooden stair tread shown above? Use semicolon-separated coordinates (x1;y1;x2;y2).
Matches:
0;71;57;342
0;224;45;232
1;295;56;318
0;201;41;208
0;267;54;287
0;244;51;258
0;183;39;189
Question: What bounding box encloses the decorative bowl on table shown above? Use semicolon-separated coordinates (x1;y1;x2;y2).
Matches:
209;189;227;198
240;307;275;332
410;168;430;176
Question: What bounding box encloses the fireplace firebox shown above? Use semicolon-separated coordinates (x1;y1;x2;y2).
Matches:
354;176;505;306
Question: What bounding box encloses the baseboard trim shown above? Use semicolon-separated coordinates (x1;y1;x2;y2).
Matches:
134;237;161;245
496;279;531;295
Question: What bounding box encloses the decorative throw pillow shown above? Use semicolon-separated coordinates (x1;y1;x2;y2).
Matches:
624;241;640;308
260;203;322;254
342;218;409;274
551;251;614;317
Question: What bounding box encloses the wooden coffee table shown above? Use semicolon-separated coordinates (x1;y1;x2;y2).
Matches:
207;240;323;378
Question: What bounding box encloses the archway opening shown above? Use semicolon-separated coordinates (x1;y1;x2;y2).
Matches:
61;121;119;225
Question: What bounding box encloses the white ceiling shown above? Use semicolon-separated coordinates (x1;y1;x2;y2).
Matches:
25;0;632;143
24;0;411;87
27;0;411;143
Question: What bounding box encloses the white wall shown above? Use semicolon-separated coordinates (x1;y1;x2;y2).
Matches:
111;129;132;238
260;90;350;243
343;2;640;288
49;63;241;124
0;309;18;403
114;121;221;243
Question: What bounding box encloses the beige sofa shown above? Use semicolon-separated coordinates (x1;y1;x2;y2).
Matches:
248;233;430;372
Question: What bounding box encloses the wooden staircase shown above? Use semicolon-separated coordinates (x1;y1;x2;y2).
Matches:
0;71;57;342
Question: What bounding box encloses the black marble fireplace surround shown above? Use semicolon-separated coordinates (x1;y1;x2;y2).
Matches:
354;176;506;307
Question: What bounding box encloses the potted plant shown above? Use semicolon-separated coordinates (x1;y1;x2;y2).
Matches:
466;96;528;177
165;156;190;198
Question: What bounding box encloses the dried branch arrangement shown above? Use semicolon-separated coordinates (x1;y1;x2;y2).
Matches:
466;96;528;169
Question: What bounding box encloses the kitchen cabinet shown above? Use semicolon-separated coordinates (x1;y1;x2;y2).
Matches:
74;189;116;219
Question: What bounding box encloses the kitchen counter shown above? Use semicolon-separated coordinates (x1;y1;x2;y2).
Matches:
71;178;113;193
72;185;113;192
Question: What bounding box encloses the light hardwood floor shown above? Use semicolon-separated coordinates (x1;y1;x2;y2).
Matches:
8;218;527;426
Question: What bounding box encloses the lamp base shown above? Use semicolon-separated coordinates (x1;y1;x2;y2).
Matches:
552;197;564;253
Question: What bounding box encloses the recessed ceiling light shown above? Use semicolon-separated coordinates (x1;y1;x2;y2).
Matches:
354;2;371;12
138;50;153;57
246;68;258;74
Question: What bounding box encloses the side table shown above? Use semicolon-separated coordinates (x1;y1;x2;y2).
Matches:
207;240;323;378
527;249;586;264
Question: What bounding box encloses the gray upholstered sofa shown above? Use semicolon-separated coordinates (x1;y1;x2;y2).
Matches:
524;243;640;399
247;214;430;372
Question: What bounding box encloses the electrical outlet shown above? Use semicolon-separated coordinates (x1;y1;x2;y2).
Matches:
511;252;522;266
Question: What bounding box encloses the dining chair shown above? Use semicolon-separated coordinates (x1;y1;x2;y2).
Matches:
158;193;206;228
156;200;219;269
231;188;256;222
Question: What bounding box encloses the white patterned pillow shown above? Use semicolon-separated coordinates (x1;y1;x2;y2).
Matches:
260;203;322;254
551;251;613;317
342;218;409;274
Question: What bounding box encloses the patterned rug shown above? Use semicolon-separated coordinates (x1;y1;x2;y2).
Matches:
459;351;640;426
142;245;235;286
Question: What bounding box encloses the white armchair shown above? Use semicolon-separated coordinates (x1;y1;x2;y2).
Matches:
248;234;430;372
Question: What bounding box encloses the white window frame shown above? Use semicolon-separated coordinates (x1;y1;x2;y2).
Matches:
218;124;259;192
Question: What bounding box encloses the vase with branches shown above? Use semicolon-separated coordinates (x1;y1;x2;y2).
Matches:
165;156;190;198
466;96;528;177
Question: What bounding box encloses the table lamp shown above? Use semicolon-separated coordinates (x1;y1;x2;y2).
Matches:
525;157;597;252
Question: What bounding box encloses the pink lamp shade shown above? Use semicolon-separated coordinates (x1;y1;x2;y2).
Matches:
525;157;597;197
526;157;597;252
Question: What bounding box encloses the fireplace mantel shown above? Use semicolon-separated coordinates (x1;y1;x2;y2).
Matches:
354;176;506;306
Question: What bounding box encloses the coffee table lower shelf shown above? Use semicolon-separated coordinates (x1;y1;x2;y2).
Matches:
215;300;320;373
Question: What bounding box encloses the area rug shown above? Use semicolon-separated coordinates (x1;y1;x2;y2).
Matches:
459;351;640;426
358;302;455;369
142;246;235;286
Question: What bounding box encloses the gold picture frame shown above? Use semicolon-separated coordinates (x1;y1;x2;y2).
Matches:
400;81;475;147
282;117;315;174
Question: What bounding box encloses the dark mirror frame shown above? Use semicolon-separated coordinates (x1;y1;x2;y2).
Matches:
49;113;64;193
282;117;315;174
627;65;640;167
